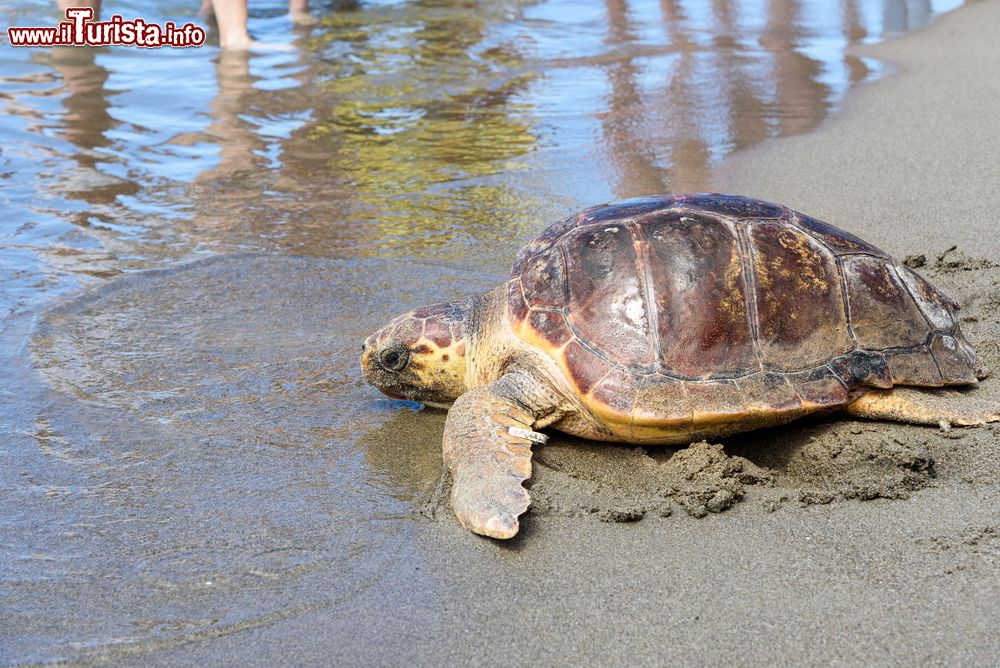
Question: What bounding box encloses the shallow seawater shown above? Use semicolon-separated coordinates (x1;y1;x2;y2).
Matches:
0;0;966;661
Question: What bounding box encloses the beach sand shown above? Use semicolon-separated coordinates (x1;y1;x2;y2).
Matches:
142;2;1000;664
6;1;1000;665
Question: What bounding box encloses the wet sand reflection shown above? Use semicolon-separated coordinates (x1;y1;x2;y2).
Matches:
595;0;872;196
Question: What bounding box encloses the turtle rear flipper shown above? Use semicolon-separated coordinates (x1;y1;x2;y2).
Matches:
443;376;551;539
845;387;1000;427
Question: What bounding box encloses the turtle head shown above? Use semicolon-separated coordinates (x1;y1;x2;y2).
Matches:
361;299;472;408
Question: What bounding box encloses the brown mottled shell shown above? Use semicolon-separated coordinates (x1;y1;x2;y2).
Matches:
509;194;981;438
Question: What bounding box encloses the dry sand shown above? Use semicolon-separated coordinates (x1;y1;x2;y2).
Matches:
7;1;1000;665
142;3;1000;664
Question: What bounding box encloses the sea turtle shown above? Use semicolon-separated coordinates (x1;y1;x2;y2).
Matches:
361;194;999;539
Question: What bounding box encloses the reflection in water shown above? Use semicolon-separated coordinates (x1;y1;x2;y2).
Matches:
600;0;672;196
298;3;542;256
763;0;830;137
43;47;143;259
593;0;888;196
203;50;265;179
48;48;112;169
884;0;934;32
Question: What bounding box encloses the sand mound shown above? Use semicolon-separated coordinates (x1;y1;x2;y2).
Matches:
427;425;937;525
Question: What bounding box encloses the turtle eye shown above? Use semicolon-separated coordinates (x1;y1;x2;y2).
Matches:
380;347;409;372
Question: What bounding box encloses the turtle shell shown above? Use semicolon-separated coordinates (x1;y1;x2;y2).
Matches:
508;194;982;441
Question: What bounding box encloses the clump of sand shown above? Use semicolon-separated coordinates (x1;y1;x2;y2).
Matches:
527;440;774;522
493;421;937;524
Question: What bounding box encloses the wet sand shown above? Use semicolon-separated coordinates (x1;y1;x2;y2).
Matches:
4;2;1000;665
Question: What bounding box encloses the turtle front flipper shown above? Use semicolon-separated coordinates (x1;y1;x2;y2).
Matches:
443;377;550;539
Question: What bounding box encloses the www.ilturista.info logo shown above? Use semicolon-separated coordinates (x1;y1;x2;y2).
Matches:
7;8;206;48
